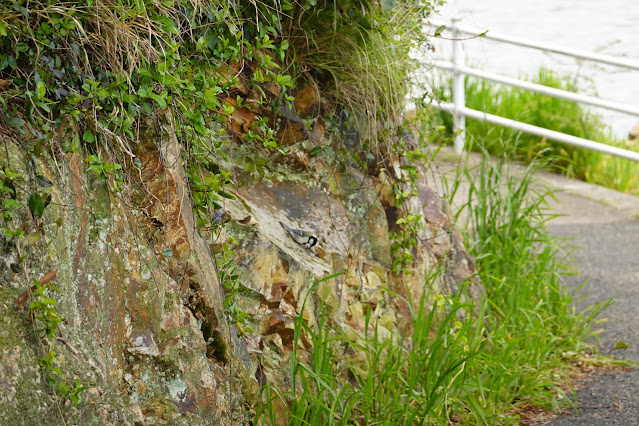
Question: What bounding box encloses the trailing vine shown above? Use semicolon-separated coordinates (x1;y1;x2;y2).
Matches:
0;161;81;408
29;271;89;407
390;147;426;275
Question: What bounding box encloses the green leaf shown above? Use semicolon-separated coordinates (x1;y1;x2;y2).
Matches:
41;296;59;306
0;21;7;37
196;36;207;51
157;73;179;85
70;393;81;406
101;162;121;172
37;101;51;113
3;198;19;209
614;340;629;349
83;130;95;143
28;192;45;217
4;168;19;178
36;175;53;188
203;29;219;50
16;42;29;53
58;382;70;394
434;25;446;36
204;87;222;99
162;248;173;257
188;112;206;133
5;229;24;239
222;104;235;115
217;190;236;200
22;232;41;247
314;271;345;285
36;81;46;99
153;16;179;35
147;92;167;109
7;116;24;128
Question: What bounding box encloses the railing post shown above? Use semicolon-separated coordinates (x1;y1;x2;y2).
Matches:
451;18;466;154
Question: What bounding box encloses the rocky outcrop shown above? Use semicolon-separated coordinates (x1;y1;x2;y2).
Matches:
217;152;482;397
0;102;480;424
0;124;257;424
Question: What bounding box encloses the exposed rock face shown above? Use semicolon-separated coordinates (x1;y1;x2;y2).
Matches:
220;153;482;395
0;126;254;424
0;112;480;423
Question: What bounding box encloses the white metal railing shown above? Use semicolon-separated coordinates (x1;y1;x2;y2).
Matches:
428;19;639;161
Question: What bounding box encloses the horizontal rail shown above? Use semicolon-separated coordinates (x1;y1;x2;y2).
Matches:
432;102;639;162
433;61;639;116
428;22;639;71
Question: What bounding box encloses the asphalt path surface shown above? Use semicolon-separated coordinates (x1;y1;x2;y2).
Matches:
547;203;639;425
428;148;639;425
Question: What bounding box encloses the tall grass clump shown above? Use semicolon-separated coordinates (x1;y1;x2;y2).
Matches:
279;0;446;163
449;146;610;422
256;279;482;425
288;1;442;125
256;146;608;424
427;68;639;193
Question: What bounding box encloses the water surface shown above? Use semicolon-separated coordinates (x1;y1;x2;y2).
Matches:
430;0;639;137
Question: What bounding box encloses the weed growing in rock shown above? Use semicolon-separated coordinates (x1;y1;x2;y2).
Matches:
0;163;85;410
215;236;253;337
256;272;480;424
22;271;89;408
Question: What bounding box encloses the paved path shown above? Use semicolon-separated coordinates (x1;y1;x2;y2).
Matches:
547;206;639;424
429;148;639;424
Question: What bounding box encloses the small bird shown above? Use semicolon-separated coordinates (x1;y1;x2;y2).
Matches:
211;209;225;223
280;221;318;249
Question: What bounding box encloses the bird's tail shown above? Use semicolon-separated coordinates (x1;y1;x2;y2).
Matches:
279;221;291;232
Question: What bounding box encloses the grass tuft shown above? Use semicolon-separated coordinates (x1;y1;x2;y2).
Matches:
449;145;611;422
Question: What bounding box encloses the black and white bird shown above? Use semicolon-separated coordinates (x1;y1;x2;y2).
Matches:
280;221;318;249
